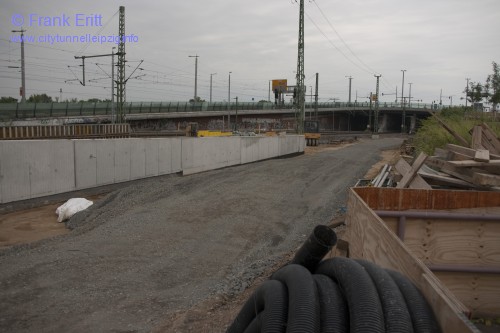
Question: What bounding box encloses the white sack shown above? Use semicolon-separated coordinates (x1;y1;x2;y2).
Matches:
56;198;93;223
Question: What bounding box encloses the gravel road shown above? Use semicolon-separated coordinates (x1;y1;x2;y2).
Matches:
0;137;403;333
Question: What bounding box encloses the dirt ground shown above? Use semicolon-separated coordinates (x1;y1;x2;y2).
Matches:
0;194;106;249
0;139;405;333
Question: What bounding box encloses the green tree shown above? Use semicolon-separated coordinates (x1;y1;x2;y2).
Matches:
189;96;205;103
466;81;486;105
0;96;18;103
27;93;53;103
486;61;500;111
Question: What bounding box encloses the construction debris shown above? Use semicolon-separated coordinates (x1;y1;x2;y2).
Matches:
359;123;500;191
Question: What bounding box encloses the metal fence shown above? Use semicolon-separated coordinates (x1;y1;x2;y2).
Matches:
0;123;131;140
0;101;436;121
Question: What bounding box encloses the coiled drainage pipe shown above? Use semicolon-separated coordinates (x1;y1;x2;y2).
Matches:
227;225;441;333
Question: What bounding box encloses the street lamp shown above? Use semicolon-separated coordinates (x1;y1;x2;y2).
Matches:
345;76;353;104
210;73;216;103
188;55;199;102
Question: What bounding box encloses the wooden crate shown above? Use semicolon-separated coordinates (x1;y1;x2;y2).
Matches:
331;187;500;332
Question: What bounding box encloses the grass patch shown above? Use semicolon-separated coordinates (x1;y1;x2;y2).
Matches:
414;108;500;155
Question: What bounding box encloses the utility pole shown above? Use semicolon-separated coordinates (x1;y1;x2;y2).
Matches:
345;76;352;104
12;29;26;103
314;73;319;121
401;70;406;107
465;78;470;108
368;92;373;131
210;73;216;103
408;83;413;109
234;96;239;131
117;6;126;122
189;55;199;101
401;69;406;133
228;71;232;128
295;0;305;134
374;75;381;133
440;89;443;106
111;47;115;123
268;80;271;102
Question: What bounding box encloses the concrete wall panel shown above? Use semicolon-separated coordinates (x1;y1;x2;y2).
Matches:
145;139;159;177
241;137;260;164
130;139;147;180
171;138;182;172
182;137;241;175
114;139;131;182
157;139;172;175
74;140;97;189
226;137;242;167
0;141;31;202
29;141;59;198
0;135;304;204
31;140;75;197
0;142;3;203
96;140;116;186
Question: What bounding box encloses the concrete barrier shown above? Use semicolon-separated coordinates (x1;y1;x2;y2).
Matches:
182;137;242;175
0;140;75;203
0;135;304;204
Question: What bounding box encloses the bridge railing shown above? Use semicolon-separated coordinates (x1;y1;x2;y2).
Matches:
0;101;439;121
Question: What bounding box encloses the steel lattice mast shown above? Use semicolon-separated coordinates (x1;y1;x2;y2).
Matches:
295;0;305;134
117;6;126;123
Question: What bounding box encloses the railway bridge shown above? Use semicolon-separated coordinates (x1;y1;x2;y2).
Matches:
0;101;438;133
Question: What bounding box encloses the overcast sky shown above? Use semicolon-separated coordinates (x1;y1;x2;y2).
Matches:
1;0;499;105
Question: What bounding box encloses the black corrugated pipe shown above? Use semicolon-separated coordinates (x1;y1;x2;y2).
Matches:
315;257;385;333
226;280;288;333
355;259;414;333
386;269;441;333
290;225;337;272
271;264;321;333
313;274;349;333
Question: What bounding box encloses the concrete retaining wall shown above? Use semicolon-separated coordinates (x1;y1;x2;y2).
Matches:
0;135;304;204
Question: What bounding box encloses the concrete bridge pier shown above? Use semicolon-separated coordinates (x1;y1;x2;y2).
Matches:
378;113;389;132
409;114;417;134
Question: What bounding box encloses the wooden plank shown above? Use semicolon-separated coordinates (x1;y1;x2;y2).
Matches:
341;189;476;332
447;143;500;160
480;123;500;154
426;157;475;184
403;217;500;268
435;147;451;159
421;274;481;333
449;160;500;167
419;171;474;188
431;112;470;147
435;272;500;318
473;172;500;186
397;152;428;188
471;126;483;150
474;149;490;162
395;159;432;189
